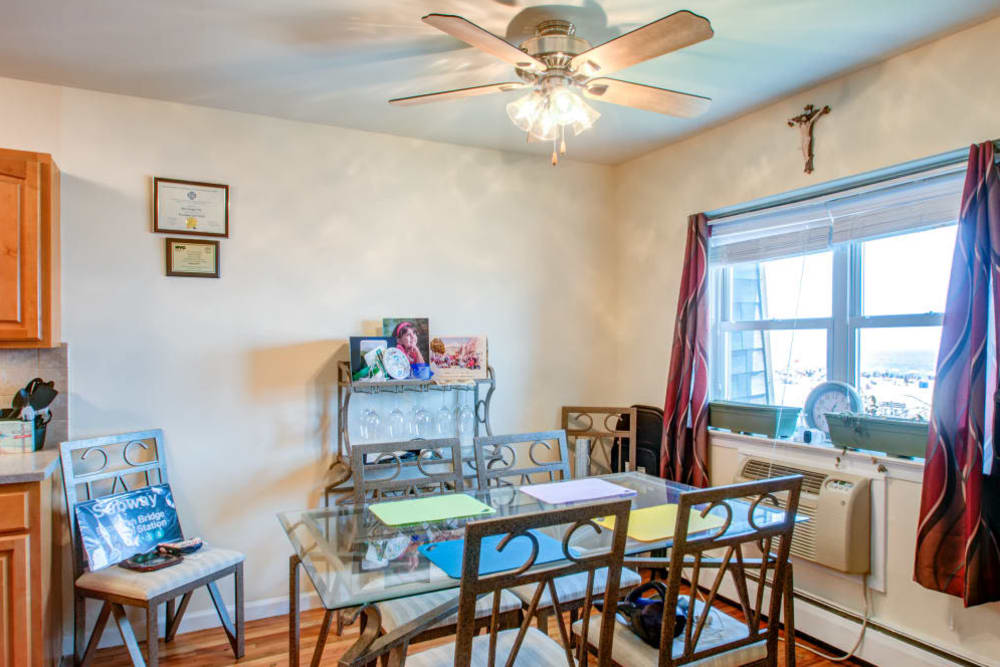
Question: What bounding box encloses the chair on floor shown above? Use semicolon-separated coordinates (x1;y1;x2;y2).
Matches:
344;497;633;666
349;439;523;645
574;475;804;667
474;429;642;631
60;429;244;667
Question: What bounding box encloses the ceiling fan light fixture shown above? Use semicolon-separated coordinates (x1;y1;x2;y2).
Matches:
506;90;544;132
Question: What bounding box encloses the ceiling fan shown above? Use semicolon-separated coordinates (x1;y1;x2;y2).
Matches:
389;9;714;164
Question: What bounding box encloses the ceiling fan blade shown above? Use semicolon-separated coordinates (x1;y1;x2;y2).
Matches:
389;82;527;106
584;78;711;118
422;13;545;71
571;10;712;77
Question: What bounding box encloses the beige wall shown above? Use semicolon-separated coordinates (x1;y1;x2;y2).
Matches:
612;16;1000;665
0;75;618;636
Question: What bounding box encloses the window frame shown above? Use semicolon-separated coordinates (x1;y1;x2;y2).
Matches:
711;236;947;411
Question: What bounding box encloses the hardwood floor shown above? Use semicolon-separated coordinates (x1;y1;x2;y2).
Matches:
92;597;866;666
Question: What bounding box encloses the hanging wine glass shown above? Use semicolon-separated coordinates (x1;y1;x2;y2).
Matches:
414;401;434;438
360;407;382;442
457;393;476;445
436;391;456;436
387;396;407;440
406;397;420;437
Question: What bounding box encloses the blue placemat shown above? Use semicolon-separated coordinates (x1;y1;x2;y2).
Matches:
418;529;576;579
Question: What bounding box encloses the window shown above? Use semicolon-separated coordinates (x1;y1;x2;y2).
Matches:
709;167;963;427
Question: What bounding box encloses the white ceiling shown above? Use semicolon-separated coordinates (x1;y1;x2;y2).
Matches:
2;0;998;164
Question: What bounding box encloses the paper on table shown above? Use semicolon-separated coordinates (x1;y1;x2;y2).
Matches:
595;504;726;542
369;493;496;526
518;478;637;505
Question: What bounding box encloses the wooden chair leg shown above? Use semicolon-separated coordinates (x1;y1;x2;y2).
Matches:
146;602;159;667
783;564;796;667
111;603;146;667
536;609;549;633
235;561;246;658
74;592;87;663
80;601;112;667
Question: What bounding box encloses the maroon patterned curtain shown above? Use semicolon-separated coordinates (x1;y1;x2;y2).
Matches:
660;213;711;488
915;142;1000;606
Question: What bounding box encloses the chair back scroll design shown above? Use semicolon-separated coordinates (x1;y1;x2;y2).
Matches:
350;438;464;506
659;475;803;666
472;430;570;490
455;499;631;667
59;429;169;577
561;406;638;475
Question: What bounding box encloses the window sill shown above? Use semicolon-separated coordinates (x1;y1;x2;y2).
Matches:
708;429;925;484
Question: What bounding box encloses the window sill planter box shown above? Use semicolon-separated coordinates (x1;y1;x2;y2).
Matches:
708;401;801;439
826;413;928;459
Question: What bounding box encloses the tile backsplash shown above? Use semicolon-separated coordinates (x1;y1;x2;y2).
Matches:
0;344;68;448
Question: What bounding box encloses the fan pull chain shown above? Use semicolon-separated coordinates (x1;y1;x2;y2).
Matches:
551;137;558;166
560;125;567;155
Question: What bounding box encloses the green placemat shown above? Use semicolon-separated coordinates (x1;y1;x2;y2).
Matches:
370;493;496;526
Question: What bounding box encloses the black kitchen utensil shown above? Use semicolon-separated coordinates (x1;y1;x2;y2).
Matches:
25;378;58;411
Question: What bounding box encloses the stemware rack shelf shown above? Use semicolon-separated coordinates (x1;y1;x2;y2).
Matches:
326;361;496;500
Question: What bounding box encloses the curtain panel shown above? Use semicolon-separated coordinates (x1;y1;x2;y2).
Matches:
660;213;711;487
915;142;1000;606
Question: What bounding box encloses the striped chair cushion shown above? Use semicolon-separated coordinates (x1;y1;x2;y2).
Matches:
406;627;566;667
510;566;641;608
75;546;244;600
571;599;767;667
378;588;522;633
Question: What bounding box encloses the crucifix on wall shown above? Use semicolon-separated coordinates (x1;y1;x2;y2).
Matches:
788;104;830;174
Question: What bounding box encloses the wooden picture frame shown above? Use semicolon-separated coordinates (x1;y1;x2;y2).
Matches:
165;238;220;278
153;177;229;237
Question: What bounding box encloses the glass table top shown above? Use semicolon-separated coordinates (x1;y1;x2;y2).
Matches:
279;472;801;611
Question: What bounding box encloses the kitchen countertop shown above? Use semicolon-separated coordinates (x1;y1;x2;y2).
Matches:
0;449;60;483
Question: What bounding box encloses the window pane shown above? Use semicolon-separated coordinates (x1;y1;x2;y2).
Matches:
725;329;827;408
731;252;832;321
858;326;940;421
861;226;956;316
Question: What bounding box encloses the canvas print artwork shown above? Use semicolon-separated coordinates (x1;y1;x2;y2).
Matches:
382;318;430;367
430;336;488;382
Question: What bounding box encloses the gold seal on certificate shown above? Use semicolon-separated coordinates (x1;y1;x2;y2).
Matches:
153;177;229;237
165;238;220;278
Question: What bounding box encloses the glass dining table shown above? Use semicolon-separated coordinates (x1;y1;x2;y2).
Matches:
278;471;797;666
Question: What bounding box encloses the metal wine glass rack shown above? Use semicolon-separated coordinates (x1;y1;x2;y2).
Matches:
325;360;496;503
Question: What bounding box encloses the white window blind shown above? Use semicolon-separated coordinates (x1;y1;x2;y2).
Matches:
708;166;965;265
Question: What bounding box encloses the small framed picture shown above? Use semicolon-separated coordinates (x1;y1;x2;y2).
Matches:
153;177;229;237
165;238;220;278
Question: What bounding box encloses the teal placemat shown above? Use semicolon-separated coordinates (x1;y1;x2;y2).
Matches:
370;493;496;526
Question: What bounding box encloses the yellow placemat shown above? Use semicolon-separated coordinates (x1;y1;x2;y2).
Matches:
596;504;726;542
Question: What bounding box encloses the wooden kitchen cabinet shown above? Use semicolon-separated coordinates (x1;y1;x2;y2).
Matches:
0;453;63;666
0;148;61;348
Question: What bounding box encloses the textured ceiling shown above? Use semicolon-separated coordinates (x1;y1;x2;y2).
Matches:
1;0;998;164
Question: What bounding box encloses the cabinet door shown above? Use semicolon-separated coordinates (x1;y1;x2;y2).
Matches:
0;154;41;342
0;533;30;666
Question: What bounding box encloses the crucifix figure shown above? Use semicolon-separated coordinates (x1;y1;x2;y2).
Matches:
787;104;830;174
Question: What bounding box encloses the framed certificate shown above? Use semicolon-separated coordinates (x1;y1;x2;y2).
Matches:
153;177;229;237
165;238;220;278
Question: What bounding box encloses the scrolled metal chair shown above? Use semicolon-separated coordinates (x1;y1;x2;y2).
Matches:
474;430;642;634
350;438;523;646
574;475;804;667
60;429;244;667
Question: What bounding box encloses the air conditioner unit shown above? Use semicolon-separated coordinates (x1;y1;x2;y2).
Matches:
734;456;870;574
